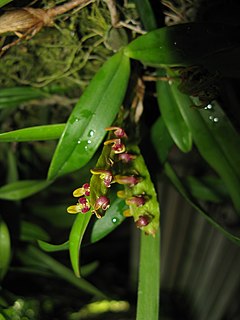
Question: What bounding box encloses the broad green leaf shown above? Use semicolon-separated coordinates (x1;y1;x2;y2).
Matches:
0;87;48;109
136;230;160;320
157;77;192;152
0;218;11;280
124;23;237;67
69;211;92;277
20;221;50;242
20;245;106;298
132;0;157;31
38;240;69;252
48;51;130;180
0;180;52;200
164;74;240;214
150;117;174;164
0;124;65;142
164;163;240;245
91;197;127;243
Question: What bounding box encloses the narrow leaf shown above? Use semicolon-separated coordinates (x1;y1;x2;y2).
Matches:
137;230;160;320
0;87;48;109
164;74;240;214
38;240;69;252
69;211;92;277
48;51;130;180
0;124;65;142
0;180;52;200
150;117;174;163
164;162;240;245
132;0;157;31
0;218;11;280
22;246;106;298
184;176;229;203
20;221;50;242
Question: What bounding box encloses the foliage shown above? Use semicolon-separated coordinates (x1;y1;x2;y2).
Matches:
0;0;240;319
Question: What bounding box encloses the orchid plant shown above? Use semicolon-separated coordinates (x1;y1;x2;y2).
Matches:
0;0;240;319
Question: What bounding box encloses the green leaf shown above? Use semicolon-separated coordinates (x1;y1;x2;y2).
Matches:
20;221;50;242
164;162;240;245
0;180;52;200
197;100;240;179
0;124;65;142
124;23;237;67
132;0;157;31
91;197;127;243
150;117;174;164
136;230;160;320
163;74;240;214
48;51;130;180
0;0;13;8
6;148;18;183
69;211;92;277
156;76;192;152
0;218;11;281
184;176;229;203
38;240;69;252
0;87;48;109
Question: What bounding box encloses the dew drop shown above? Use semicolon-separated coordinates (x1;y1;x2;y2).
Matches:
84;145;88;150
112;217;118;224
87;139;92;144
205;104;213;110
77;139;81;144
88;130;95;137
173;41;177;45
209;115;214;121
213;117;219;123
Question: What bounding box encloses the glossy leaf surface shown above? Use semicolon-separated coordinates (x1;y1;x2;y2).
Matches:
136;230;160;320
125;23;237;67
48;51;130;180
91;197;127;243
157;78;192;152
0;180;52;200
69;211;92;277
0;124;65;142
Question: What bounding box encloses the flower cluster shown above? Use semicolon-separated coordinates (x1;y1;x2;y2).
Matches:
67;126;151;226
67;183;91;214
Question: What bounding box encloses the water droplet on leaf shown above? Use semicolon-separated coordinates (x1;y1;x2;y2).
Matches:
112;217;118;224
88;130;95;137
